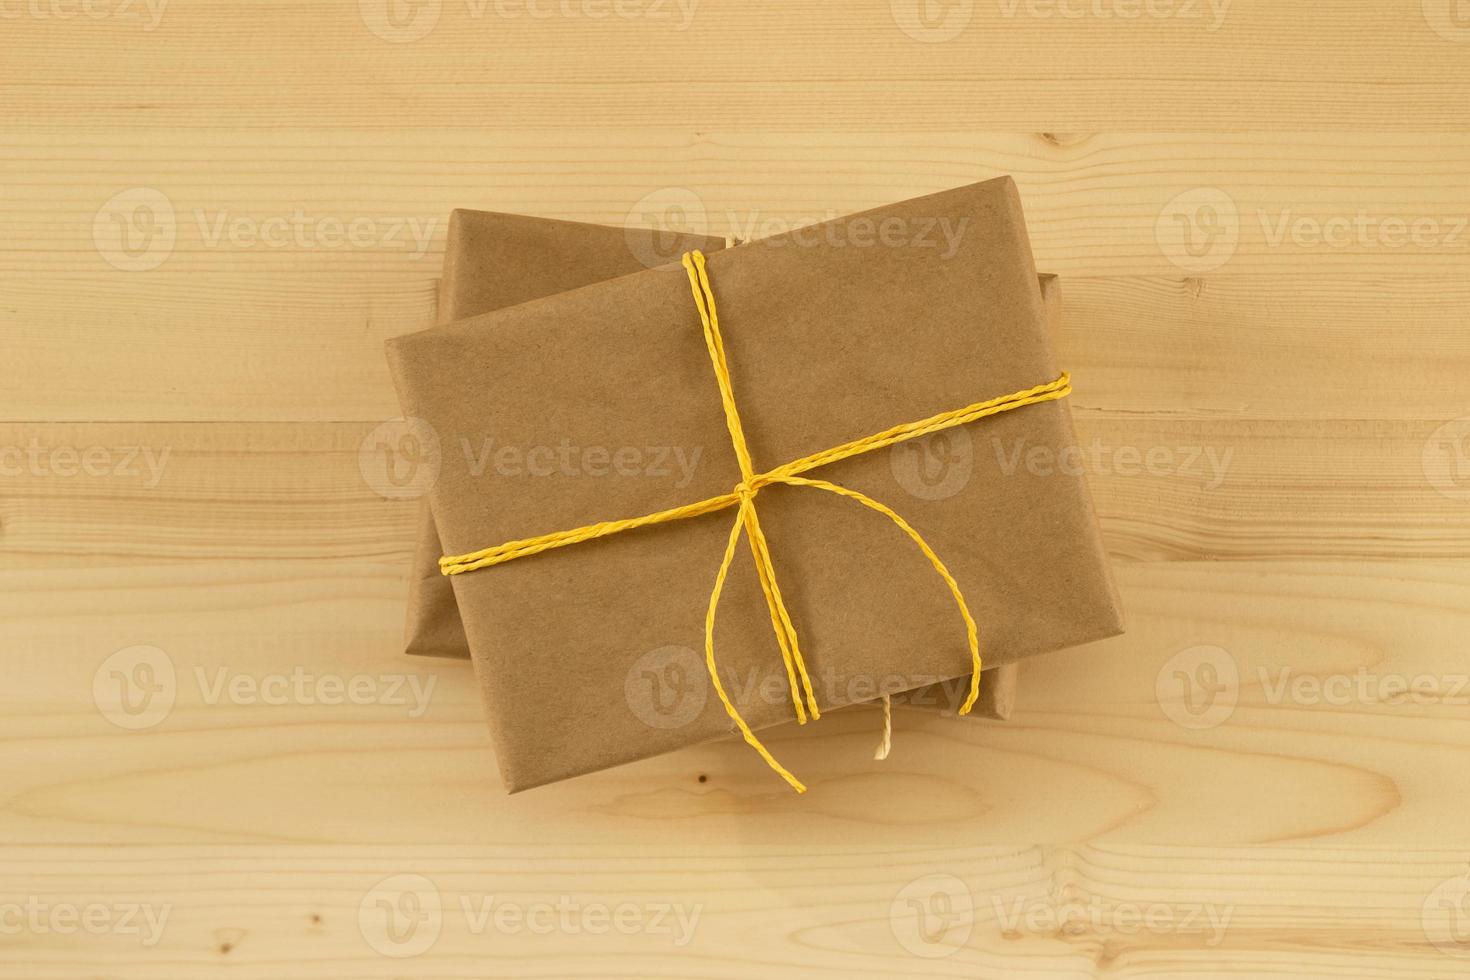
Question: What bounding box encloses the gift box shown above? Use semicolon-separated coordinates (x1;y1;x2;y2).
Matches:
401;209;728;663
404;206;1040;720
386;177;1122;792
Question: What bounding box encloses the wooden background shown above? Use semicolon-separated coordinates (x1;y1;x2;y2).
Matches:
5;1;1470;975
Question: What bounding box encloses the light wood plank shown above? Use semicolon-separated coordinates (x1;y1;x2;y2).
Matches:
1;844;1468;978
6;556;1470;847
5;131;1470;277
5;1;1470;130
8;270;1470;422
2;418;1466;565
8;4;1470;976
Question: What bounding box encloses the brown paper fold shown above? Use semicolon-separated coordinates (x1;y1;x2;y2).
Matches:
388;178;1122;790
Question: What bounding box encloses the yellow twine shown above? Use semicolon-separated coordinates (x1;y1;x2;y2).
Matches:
440;249;1073;793
874;694;893;762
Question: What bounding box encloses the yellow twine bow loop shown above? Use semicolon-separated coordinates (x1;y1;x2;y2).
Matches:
439;249;1074;793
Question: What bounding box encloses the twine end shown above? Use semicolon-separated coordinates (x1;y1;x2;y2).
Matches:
873;694;893;761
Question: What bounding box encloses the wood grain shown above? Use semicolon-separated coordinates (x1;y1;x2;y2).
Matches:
2;844;1468;978
8;271;1470;422
5;1;1470;130
5;130;1470;278
5;1;1470;975
2;419;1465;565
7;552;1470;847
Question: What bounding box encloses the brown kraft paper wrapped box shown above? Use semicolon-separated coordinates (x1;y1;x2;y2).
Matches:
404;208;1050;718
387;177;1123;791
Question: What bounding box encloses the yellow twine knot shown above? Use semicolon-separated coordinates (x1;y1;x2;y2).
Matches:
439;249;1073;793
